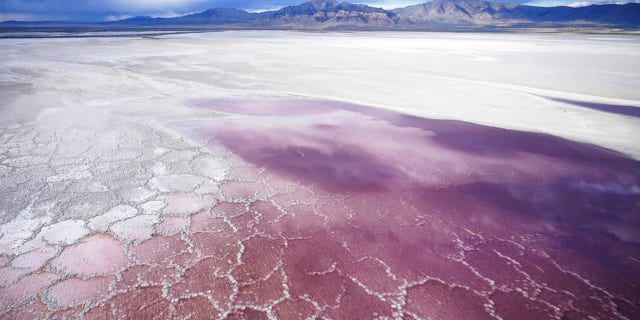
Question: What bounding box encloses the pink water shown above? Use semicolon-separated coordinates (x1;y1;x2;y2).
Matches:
2;99;638;319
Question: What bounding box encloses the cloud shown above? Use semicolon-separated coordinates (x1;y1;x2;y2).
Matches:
0;0;257;21
0;12;41;21
103;14;135;22
0;0;302;19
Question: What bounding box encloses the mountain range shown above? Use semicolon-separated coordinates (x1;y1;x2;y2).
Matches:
2;0;640;31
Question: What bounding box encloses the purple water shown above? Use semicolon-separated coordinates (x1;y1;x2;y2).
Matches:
6;99;637;319
184;99;640;318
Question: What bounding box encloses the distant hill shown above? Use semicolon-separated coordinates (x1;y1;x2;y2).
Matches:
115;8;259;25
256;0;397;28
392;0;640;28
2;0;640;32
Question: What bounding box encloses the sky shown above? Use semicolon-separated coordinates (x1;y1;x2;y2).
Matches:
0;0;638;22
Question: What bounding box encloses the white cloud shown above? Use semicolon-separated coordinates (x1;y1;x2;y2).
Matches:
0;12;74;21
0;12;39;21
104;14;134;21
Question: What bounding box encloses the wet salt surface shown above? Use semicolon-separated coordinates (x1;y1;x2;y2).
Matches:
1;99;639;319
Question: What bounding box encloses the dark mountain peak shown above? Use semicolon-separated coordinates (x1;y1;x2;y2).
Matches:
422;0;518;14
198;8;248;15
429;0;483;6
182;8;255;19
270;0;390;15
113;15;163;25
173;7;257;24
270;0;341;16
306;0;341;10
259;0;395;25
120;16;155;22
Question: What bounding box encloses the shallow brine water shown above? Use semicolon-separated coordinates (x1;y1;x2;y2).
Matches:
2;99;639;319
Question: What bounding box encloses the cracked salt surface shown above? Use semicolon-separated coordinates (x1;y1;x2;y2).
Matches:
1;32;639;319
37;220;90;246
22;96;633;319
88;205;138;232
110;214;159;244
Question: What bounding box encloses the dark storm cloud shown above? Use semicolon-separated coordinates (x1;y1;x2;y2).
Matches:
0;0;298;21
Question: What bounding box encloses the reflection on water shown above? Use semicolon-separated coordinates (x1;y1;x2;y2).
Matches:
188;99;639;240
166;99;640;319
